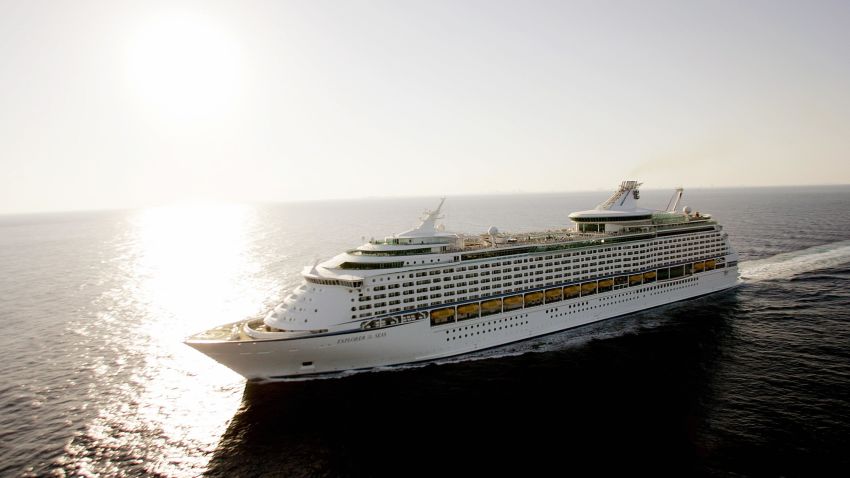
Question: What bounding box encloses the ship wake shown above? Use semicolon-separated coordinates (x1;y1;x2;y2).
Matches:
740;239;850;282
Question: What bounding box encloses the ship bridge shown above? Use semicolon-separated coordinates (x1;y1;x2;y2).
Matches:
317;198;462;272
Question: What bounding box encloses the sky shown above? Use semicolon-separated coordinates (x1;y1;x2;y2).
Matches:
1;0;849;214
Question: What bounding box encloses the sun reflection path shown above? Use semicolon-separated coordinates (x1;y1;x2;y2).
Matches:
68;203;283;476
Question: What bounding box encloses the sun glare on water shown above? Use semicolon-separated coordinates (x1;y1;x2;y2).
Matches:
67;203;282;475
125;11;241;120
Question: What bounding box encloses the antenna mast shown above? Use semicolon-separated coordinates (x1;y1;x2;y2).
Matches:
666;187;684;212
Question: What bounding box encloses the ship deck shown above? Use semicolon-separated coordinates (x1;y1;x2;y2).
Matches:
453;218;716;252
186;319;327;343
186;321;253;342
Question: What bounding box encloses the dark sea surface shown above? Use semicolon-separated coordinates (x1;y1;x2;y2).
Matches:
1;186;849;477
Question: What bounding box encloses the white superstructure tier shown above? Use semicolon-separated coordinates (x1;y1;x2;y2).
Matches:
186;181;739;380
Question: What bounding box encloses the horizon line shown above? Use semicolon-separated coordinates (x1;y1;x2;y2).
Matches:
2;183;849;218
0;183;850;218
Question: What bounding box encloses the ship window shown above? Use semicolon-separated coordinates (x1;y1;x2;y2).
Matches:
339;261;404;270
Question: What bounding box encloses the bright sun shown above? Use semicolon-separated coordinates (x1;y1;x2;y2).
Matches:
126;11;241;120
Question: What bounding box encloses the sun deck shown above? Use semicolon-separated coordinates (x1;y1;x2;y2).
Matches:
448;217;716;253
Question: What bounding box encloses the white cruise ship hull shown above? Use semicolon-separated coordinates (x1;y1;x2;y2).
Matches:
187;266;738;380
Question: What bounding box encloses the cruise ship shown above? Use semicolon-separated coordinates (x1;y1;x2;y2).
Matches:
186;181;739;380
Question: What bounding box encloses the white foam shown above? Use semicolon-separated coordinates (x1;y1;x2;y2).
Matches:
740;240;850;282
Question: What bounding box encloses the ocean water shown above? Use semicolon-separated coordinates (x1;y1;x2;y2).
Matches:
1;186;849;477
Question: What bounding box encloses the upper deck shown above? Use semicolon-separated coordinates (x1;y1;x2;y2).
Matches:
454;214;714;252
348;214;714;254
308;181;719;278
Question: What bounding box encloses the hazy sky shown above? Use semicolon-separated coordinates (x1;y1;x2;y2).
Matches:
2;0;849;214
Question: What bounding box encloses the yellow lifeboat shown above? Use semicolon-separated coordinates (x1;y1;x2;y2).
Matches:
457;303;480;319
694;261;705;272
598;278;614;289
643;271;657;281
480;299;502;315
629;274;643;286
504;295;523;310
545;288;562;302
563;284;580;299
581;282;597;295
430;307;455;325
705;259;716;270
524;291;544;306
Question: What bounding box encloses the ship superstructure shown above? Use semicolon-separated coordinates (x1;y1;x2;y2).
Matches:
187;181;739;379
